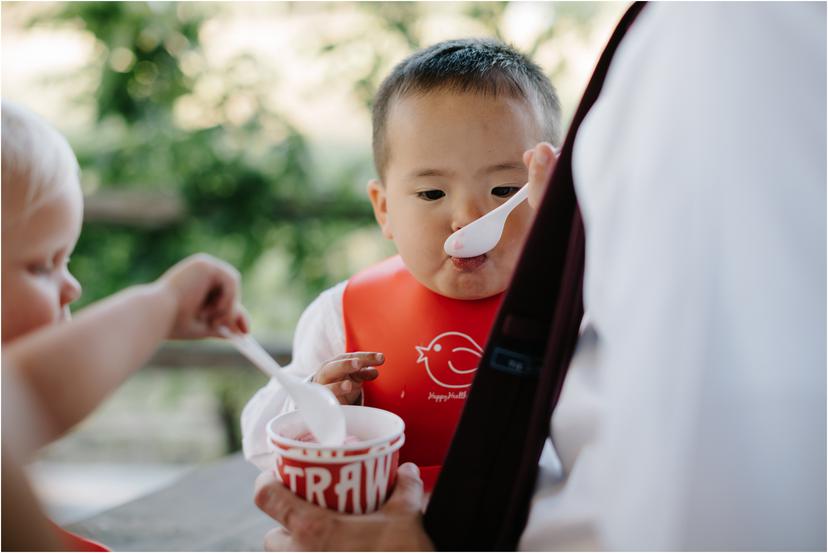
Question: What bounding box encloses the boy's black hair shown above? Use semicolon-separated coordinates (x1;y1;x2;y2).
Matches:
372;38;562;179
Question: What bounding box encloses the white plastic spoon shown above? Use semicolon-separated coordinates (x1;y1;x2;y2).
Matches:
443;184;529;258
218;327;346;446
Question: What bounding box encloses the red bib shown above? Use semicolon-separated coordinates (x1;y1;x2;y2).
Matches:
343;256;503;481
52;522;109;551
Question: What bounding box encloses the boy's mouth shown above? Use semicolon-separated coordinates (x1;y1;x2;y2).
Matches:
450;254;487;271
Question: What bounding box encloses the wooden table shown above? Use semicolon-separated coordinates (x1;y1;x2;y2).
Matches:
67;453;276;551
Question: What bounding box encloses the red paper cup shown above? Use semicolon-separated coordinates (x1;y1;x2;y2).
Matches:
267;405;405;513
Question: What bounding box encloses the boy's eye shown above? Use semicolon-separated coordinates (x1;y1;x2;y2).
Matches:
28;262;54;275
417;189;446;201
492;186;522;198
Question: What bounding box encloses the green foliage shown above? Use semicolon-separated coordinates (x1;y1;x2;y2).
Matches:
34;2;376;316
46;2;203;124
26;2;616;331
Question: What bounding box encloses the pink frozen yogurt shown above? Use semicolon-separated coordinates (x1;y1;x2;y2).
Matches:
295;432;362;444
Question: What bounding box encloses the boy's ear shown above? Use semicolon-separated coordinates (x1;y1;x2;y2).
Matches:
367;179;393;240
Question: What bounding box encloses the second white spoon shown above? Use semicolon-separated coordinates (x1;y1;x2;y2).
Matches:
218;327;346;446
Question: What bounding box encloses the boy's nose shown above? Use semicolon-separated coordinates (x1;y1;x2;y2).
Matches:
450;201;486;233
60;271;82;307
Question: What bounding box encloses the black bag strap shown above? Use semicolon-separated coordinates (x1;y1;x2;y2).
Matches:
424;4;647;549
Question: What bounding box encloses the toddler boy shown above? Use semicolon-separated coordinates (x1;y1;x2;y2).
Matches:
242;38;561;488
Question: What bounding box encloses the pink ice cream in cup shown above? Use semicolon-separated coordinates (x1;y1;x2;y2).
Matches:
267;405;405;513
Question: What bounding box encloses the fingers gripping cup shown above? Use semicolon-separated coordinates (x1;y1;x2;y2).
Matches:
267;405;405;514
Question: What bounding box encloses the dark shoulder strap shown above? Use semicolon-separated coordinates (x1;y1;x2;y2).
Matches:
423;3;647;549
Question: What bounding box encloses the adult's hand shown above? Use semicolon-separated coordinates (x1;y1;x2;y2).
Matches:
255;463;434;551
522;142;558;209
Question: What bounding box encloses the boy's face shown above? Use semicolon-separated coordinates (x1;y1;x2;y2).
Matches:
369;91;541;299
1;179;83;343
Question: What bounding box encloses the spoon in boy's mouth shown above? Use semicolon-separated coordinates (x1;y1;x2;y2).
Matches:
444;184;529;258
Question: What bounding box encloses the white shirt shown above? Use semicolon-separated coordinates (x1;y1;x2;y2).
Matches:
520;3;826;550
240;282;347;470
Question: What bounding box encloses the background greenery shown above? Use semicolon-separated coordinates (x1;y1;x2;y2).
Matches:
9;1;625;338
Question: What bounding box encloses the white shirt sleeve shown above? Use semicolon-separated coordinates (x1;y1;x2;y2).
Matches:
240;282;347;471
521;3;825;550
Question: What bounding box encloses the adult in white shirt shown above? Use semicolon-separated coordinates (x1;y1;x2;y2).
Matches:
253;3;826;550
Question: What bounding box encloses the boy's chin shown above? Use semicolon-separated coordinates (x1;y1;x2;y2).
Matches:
431;278;506;301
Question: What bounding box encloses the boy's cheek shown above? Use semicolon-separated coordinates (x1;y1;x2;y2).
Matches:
506;207;535;236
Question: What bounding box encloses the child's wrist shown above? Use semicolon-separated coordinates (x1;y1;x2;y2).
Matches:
145;281;180;335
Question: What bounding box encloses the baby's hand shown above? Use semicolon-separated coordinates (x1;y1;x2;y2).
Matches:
157;253;249;340
314;352;383;405
522;142;558;209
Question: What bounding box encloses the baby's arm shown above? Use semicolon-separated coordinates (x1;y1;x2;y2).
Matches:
4;254;247;448
241;281;348;470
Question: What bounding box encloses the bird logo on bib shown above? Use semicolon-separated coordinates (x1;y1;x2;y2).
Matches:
343;256;503;477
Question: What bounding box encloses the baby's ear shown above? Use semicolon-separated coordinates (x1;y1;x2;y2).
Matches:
367;179;393;240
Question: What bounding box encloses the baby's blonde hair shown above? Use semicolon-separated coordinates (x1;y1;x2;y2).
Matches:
1;100;80;228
